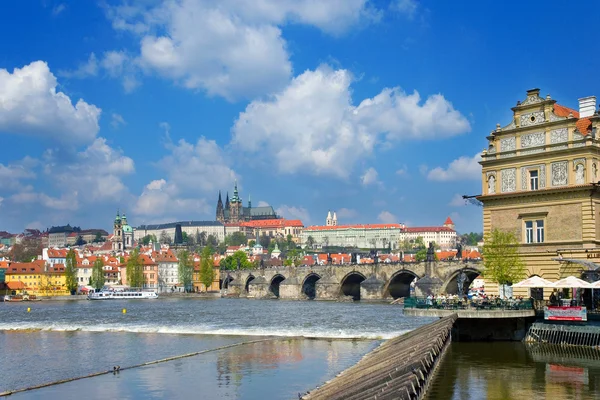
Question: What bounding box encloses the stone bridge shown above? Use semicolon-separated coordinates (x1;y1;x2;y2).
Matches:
220;261;483;301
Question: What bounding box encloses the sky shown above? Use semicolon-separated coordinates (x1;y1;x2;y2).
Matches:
2;0;600;234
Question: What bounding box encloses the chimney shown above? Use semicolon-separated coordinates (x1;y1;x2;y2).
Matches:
578;96;596;118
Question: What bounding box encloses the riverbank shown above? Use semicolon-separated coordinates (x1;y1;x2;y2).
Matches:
19;291;223;301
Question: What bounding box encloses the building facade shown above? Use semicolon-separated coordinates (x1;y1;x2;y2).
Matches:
215;182;278;224
478;89;600;291
112;212;133;252
134;221;229;243
240;219;304;242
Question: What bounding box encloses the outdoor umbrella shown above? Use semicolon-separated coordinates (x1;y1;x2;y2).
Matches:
551;276;592;288
591;280;600;288
513;276;554;287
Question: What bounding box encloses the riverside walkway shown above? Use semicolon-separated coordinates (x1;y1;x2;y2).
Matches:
302;314;457;400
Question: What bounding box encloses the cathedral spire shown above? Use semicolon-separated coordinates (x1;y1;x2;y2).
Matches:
248;194;252;209
225;192;230;209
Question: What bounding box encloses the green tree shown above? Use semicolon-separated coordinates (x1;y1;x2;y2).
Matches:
199;246;215;291
182;231;189;243
75;235;86;246
225;231;248;246
126;248;146;288
482;228;525;297
286;234;294;249
159;230;171;244
284;248;303;267
306;235;315;249
206;234;218;247
415;248;438;262
90;258;105;290
414;236;426;250
259;235;271;248
220;251;253;270
248;240;256;247
398;238;412;252
64;249;78;294
196;230;206;246
93;231;103;243
177;250;194;292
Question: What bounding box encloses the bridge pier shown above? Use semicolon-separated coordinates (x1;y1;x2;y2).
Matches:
247;277;269;298
315;275;341;300
278;277;302;299
360;275;386;301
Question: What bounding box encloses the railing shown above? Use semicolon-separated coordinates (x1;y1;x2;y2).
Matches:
403;296;533;311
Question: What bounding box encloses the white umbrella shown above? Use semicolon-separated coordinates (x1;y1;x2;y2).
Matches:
590;280;600;288
551;276;592;288
513;276;554;288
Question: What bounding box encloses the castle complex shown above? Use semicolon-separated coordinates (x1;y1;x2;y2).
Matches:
215;182;278;224
479;89;600;288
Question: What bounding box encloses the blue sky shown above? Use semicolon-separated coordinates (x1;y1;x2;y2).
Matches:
1;0;600;234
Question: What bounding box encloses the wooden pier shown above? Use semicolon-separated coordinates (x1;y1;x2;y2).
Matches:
301;314;457;400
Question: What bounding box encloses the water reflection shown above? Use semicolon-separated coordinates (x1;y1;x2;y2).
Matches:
426;342;600;400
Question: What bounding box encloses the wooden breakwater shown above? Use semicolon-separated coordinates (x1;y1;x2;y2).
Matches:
302;314;457;400
525;322;600;347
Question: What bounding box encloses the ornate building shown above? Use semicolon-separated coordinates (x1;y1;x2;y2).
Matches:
478;89;600;293
215;182;278;224
112;211;133;252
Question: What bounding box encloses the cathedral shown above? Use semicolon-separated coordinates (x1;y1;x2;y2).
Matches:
112;211;134;252
216;182;278;223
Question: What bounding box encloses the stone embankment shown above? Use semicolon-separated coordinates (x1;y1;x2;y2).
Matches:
302;314;457;400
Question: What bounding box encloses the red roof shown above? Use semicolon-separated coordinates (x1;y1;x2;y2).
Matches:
403;227;455;233
240;219;304;228
553;103;592;135
444;217;454;225
6;281;25;290
305;224;402;231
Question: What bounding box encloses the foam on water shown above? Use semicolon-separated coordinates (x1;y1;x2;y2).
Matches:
0;322;407;340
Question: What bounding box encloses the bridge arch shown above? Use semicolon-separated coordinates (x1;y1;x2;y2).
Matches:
301;273;321;300
221;274;234;290
383;270;419;299
245;274;255;293
269;274;286;298
340;271;367;301
442;268;482;296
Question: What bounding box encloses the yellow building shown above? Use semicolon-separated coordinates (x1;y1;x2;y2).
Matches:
193;259;221;292
4;261;69;296
478;89;600;296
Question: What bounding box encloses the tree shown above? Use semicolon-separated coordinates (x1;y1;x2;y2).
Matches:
220;251;253;270
93;231;103;243
90;258;105;290
284;248;303;267
64;249;78;295
206;234;218;247
461;232;484;246
9;237;42;262
225;231;248;246
248;240;256;247
398;238;412;252
286;234;294;249
199;246;215;291
322;236;329;248
196;230;207;247
259;235;271;248
159;230;171;244
306;235;315;250
177;250;194;292
126;248;146;288
75;235;86;246
415;248;438;262
482;228;525;298
414;236;426;250
182;231;189;243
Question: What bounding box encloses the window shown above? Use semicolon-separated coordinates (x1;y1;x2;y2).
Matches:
536;220;544;243
529;170;539;190
524;219;544;243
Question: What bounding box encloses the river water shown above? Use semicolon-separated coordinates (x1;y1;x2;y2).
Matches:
1;299;599;399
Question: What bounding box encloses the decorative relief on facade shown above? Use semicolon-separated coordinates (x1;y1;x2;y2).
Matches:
549;112;565;122
594;163;598;181
520;165;546;190
486;171;496;194
521;94;545;106
573;132;585;147
501;168;516;193
520;111;546;127
551;161;568;186
488;144;496;154
521;132;545;148
502;119;516;131
499;136;516;158
550;128;568;143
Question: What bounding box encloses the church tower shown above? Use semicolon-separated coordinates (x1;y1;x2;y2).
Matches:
216;191;225;223
229;181;243;223
326;211;333;226
332;211;338;226
112;211;123;252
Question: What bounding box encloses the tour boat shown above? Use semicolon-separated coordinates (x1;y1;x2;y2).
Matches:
87;288;158;300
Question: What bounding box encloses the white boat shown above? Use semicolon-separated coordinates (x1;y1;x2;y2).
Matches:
87;288;158;300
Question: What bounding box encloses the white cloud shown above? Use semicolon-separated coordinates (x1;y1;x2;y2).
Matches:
10;192;74;211
427;154;481;181
103;0;378;99
391;0;418;19
0;196;3;208
257;200;270;207
134;137;236;218
378;211;398;224
0;61;101;144
396;165;408;177
60;53;99;78
361;167;379;186
449;194;466;207
44;138;135;203
0;158;37;192
276;205;310;223
111;113;126;129
52;3;66;16
61;51;139;92
232;65;470;177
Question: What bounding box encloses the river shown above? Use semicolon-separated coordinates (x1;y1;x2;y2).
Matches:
1;299;599;399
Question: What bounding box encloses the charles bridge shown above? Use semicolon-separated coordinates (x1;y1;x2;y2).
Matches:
220;260;483;301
